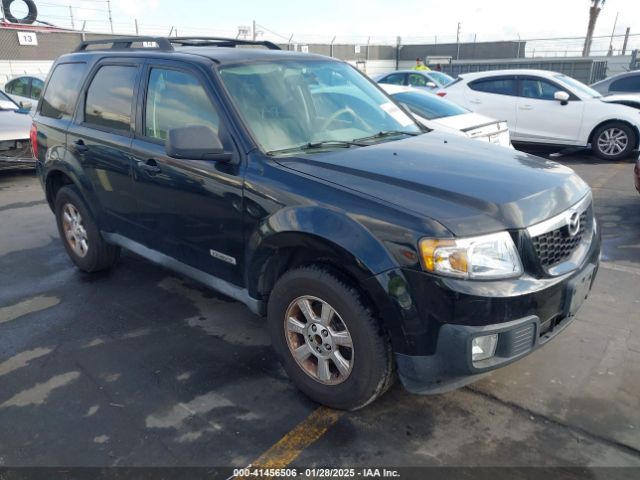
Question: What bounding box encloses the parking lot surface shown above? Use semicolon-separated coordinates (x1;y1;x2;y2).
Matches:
0;150;639;470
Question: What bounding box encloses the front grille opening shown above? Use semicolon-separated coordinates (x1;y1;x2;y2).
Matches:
531;211;587;268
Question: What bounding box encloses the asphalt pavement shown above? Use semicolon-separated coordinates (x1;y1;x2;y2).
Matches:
0;149;638;473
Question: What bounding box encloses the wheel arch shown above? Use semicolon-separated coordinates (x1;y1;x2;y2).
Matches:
588;119;640;149
245;207;415;352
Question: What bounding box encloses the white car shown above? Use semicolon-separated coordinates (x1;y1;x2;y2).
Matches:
381;84;511;147
441;69;640;160
4;75;45;111
374;70;454;90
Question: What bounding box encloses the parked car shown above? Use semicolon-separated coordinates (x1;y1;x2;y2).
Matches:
4;75;45;111
34;37;600;410
599;93;640;110
374;69;454;90
0;90;35;171
441;69;640;160
591;70;640;95
381;84;511;147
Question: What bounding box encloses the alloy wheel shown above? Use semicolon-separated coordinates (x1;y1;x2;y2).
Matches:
597;127;629;157
284;295;354;385
62;203;89;258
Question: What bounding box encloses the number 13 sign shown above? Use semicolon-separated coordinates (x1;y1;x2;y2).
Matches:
17;32;38;46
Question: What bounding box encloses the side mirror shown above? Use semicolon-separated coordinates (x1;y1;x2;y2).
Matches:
554;91;570;105
426;81;437;89
165;125;232;162
19;100;33;110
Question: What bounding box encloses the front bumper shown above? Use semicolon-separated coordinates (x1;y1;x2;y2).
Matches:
394;244;600;394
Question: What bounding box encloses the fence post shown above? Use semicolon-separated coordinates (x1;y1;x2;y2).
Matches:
395;36;401;70
330;36;336;57
622;27;630;55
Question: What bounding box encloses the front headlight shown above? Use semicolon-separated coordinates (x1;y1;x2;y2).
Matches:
419;231;523;280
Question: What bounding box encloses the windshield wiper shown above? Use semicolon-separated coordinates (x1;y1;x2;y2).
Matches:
354;130;421;144
266;139;366;156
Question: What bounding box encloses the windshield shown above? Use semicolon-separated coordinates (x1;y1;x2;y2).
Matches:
555;74;601;99
392;90;468;120
219;60;421;154
428;71;454;87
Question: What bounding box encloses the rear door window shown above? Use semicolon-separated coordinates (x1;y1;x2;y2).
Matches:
144;68;219;141
40;63;88;120
610;75;640;92
84;65;138;132
468;77;517;96
6;77;30;97
380;73;406;85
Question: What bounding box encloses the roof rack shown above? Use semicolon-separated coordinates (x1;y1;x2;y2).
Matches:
74;36;174;52
169;36;281;50
74;36;282;53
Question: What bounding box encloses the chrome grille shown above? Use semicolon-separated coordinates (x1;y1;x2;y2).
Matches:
531;211;587;268
526;193;594;274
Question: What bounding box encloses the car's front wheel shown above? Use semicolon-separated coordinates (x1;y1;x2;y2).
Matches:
592;122;636;161
267;266;394;410
54;185;120;272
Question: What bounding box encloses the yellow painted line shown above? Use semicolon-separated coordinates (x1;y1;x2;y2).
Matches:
236;406;343;477
0;295;60;324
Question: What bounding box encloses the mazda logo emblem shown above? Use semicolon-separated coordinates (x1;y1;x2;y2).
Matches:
567;210;581;237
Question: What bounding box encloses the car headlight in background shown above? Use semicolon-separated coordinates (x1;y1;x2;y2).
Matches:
419;231;523;280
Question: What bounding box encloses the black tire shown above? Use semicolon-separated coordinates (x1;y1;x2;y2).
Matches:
3;0;38;24
54;185;120;272
267;266;394;410
591;122;637;161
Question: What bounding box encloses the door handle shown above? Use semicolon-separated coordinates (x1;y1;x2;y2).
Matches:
469;99;482;104
73;139;88;153
519;105;533;110
136;158;161;174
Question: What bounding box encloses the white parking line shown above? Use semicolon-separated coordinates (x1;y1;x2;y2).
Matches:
600;262;640;276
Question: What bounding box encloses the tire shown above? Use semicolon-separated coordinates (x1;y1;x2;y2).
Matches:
267;266;394;410
591;122;637;161
3;0;38;24
54;185;120;272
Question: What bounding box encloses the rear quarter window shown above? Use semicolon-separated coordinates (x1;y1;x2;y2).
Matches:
40;63;88;120
610;75;640;92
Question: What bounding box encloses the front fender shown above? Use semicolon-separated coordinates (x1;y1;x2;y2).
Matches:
246;206;398;283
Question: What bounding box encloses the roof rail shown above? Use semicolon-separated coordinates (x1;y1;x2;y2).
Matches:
74;36;174;52
170;37;281;50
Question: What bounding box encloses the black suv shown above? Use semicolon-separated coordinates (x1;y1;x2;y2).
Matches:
33;37;600;410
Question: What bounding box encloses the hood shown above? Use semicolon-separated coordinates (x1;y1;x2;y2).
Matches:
599;93;640;109
0;110;31;141
275;132;589;236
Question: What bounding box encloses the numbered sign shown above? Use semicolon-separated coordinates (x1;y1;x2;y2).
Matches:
300;45;309;53
355;45;361;54
17;32;38;46
142;41;157;48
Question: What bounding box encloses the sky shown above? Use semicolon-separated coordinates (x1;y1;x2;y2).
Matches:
9;0;640;46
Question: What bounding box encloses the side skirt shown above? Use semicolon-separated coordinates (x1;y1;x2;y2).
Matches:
103;232;262;315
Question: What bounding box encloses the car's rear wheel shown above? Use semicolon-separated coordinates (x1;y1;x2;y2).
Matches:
592;123;636;161
267;266;394;410
54;185;120;272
